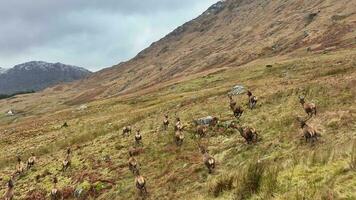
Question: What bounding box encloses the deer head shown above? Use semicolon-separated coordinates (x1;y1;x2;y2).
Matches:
298;96;305;104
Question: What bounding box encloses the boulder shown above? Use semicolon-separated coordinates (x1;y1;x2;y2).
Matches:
228;85;245;96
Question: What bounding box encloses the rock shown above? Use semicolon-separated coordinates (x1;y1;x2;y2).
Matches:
228;85;245;96
193;116;218;126
6;110;14;116
77;104;88;111
265;64;273;68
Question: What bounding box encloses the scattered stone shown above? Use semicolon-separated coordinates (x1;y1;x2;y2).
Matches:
193;116;218;126
228;85;245;96
77;104;88;111
6;110;14;116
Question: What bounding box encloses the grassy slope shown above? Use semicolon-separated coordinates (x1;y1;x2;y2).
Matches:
0;49;355;199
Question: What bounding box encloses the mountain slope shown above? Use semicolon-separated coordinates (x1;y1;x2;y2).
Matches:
61;0;355;102
0;61;91;95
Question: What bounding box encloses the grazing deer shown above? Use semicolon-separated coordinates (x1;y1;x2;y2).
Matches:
299;96;317;117
128;153;139;175
50;177;62;200
196;125;208;138
3;176;14;200
163;114;169;130
199;146;216;174
134;171;147;197
174;117;183;131
175;130;184;146
230;123;258;144
247;90;258;109
62;148;71;172
297;116;318;143
135;130;142;146
122;126;132;136
15;156;25;175
27;152;36;169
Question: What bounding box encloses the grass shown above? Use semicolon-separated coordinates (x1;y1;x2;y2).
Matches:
0;49;355;199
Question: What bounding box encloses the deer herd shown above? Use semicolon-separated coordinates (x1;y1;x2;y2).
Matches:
2;89;320;199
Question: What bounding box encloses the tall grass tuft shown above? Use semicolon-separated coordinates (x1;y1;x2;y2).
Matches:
208;173;235;197
233;160;265;200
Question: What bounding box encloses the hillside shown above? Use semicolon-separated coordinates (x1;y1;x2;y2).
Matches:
61;0;356;102
0;61;91;95
0;0;355;199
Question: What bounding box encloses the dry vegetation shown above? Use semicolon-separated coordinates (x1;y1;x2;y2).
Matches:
0;0;355;199
0;49;355;199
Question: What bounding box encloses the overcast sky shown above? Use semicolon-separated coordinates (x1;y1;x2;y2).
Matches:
0;0;218;71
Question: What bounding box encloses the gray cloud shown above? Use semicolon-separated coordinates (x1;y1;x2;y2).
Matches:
0;0;218;71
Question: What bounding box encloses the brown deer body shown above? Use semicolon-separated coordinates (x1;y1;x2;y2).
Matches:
128;154;139;174
297;116;318;143
163;114;169;130
174;117;183;131
299;96;317;116
199;147;215;174
135;130;142;146
228;95;237;110
122;126;132;136
62;148;71;172
27;152;36;169
175;130;184;146
15;157;25;175
230;123;258;144
233;105;244;119
135;172;147;197
50;177;62;200
196;125;208;138
3;177;14;200
247;90;258;109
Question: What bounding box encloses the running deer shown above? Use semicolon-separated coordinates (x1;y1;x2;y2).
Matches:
122;126;132;136
174;117;183;131
3;176;14;200
199;146;216;174
299;96;317;117
50;177;62;200
232;105;244;119
27;152;36;169
230;123;258;144
228;95;237;110
62;148;71;172
297;116;319;143
135;129;142;146
196;125;208;138
175;130;184;146
247;90;258;109
163;114;169;130
128;152;139;175
15;156;25;175
134;171;147;197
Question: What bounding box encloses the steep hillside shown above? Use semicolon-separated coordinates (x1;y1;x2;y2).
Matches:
62;0;356;102
0;61;91;95
0;0;355;199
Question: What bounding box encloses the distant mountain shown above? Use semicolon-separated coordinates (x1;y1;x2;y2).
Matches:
0;61;91;95
0;67;6;74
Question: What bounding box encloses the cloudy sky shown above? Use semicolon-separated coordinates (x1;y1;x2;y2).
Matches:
0;0;218;71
